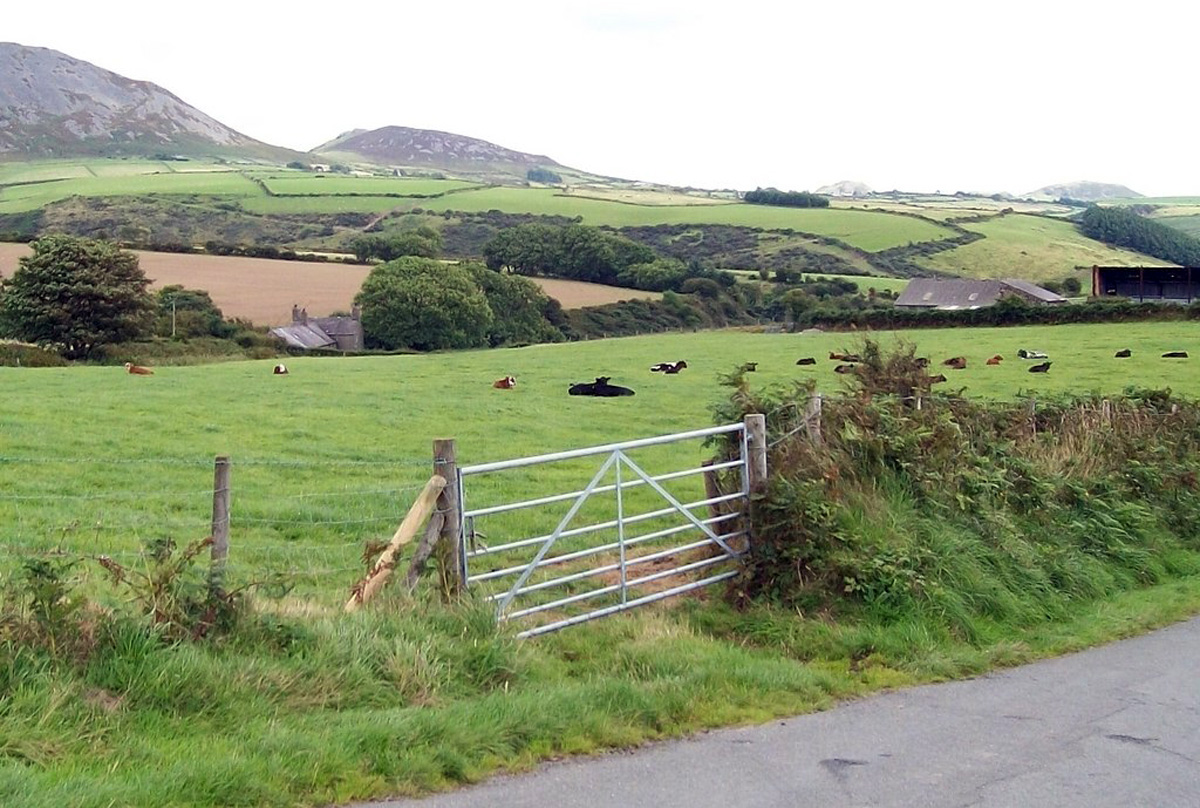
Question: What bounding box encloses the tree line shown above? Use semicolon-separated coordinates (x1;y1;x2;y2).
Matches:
1078;205;1200;266
742;188;829;208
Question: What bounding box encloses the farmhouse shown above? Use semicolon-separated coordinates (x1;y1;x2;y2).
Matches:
1092;266;1200;303
894;279;1067;310
270;305;364;352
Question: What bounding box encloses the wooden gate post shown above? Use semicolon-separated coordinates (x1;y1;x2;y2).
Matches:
433;439;463;597
744;414;768;548
745;414;767;494
804;393;823;443
210;455;231;596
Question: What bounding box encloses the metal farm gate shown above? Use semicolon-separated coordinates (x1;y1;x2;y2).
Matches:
457;422;756;637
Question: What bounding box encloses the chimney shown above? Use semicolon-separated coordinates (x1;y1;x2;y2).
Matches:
292;304;300;323
351;304;361;321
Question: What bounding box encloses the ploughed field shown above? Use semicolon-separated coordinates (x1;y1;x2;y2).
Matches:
4;323;1200;618
0;243;660;323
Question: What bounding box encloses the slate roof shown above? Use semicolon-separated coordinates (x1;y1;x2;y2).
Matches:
894;279;1066;309
269;323;337;349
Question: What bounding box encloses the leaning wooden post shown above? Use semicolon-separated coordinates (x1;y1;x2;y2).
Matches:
433;439;463;597
210;455;231;597
702;459;723;521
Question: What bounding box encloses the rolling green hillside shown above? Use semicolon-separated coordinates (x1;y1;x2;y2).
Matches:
918;213;1172;281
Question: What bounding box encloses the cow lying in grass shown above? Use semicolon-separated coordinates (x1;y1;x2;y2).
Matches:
124;363;153;375
1017;349;1048;360
569;377;635;397
943;356;967;369
493;375;517;389
1163;351;1189;359
273;364;289;375
1028;362;1052;373
651;361;688;374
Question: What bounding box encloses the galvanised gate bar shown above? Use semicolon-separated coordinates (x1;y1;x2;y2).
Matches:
457;422;755;637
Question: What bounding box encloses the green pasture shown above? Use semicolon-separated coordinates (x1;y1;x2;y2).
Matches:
0;171;262;213
238;194;414;215
807;273;909;293
259;175;480;197
0;159;236;186
8;324;1200;807
920;213;1170;281
238;187;953;252
1157;214;1200;238
4;322;1200;607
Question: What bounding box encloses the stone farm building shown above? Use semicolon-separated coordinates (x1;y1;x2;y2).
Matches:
270;306;364;352
1091;266;1200;303
894;279;1067;310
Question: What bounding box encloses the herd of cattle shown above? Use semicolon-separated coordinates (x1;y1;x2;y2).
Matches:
118;346;1193;394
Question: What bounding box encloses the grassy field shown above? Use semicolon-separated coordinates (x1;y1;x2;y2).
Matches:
919;213;1173;281
0;244;658;323
258;176;480;196
6;324;1200;806
0;171;262;213
236;187;955;252
4;322;1199;590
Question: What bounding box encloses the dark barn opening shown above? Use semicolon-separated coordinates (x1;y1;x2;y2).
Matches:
1092;266;1200;303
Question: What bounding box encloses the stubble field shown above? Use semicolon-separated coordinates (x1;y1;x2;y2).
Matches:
0;243;661;323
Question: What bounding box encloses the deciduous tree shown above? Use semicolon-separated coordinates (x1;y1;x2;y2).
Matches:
0;235;154;358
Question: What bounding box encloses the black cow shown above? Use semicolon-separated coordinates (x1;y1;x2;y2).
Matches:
569;377;636;397
1115;349;1132;358
651;361;686;372
833;364;857;375
739;362;758;373
1028;362;1052;373
1163;351;1189;358
796;357;817;365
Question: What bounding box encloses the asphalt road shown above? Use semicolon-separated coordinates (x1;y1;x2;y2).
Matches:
350;616;1200;808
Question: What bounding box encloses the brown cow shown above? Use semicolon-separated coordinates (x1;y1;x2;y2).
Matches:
124;362;154;375
986;355;1003;365
924;373;948;385
493;375;517;389
915;357;930;368
943;356;967;369
830;352;862;362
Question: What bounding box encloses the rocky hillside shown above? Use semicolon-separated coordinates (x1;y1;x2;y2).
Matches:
1025;180;1143;201
313;126;570;182
0;42;298;162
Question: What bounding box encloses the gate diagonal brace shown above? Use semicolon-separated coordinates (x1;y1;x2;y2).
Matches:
495;452;619;616
615;450;742;557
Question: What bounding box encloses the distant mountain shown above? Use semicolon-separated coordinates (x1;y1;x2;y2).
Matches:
816;180;873;197
1025;181;1142;201
0;42;300;162
313;126;571;182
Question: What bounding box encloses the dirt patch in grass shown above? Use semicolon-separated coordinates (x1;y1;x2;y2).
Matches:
0;244;658;324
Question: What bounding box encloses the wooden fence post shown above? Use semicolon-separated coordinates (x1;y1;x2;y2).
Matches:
433;439;463;597
743;414;768;553
745;414;767;494
805;393;823;443
210;455;231;596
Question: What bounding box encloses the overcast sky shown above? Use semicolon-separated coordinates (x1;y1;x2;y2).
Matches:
4;1;1195;197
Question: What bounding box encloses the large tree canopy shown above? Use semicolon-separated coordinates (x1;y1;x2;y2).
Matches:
0;235;154;358
355;257;493;351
